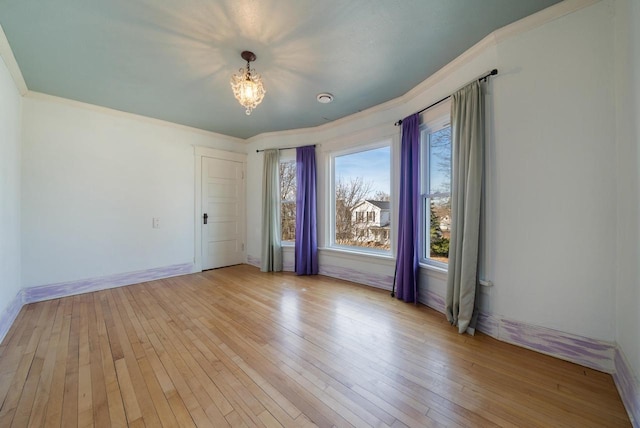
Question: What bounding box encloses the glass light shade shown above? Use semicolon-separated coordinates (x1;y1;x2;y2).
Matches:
230;67;266;115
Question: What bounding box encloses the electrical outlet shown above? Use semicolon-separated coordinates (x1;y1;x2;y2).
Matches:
152;217;160;229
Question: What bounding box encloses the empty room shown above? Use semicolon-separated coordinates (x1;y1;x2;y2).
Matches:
0;0;638;426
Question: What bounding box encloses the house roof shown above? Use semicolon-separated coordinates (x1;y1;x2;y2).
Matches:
354;200;390;210
365;200;390;210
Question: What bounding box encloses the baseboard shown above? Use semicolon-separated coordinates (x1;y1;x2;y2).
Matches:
419;288;446;314
0;291;25;344
476;313;615;373
476;312;501;338
613;347;640;426
283;261;295;272
246;255;291;271
417;286;616;373
246;255;260;268
23;262;194;304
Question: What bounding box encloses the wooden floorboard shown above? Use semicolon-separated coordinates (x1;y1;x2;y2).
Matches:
0;264;631;427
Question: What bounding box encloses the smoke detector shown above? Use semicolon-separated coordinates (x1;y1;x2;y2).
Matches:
316;93;334;104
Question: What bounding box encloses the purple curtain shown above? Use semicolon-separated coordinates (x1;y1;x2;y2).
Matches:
295;146;318;275
394;113;420;302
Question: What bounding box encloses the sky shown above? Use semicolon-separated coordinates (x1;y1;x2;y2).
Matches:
332;129;451;198
334;146;390;196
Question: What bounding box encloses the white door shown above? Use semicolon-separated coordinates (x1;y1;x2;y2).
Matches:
202;156;245;270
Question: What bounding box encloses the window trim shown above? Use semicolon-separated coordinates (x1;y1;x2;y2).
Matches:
279;153;297;243
328;139;392;255
419;104;451;269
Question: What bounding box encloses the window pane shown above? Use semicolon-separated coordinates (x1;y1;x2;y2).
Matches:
421;121;452;265
429;197;450;263
280;161;296;241
429;126;451;195
334;146;390;251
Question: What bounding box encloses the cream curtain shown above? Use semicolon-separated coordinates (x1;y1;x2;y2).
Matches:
261;149;282;272
446;81;485;334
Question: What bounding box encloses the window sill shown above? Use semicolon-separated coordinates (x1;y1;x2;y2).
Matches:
286;244;447;274
319;246;394;263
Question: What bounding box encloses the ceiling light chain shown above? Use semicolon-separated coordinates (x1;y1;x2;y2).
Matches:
230;51;266;115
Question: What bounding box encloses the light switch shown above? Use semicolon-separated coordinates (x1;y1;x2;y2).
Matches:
152;217;160;229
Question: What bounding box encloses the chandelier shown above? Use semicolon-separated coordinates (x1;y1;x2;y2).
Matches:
230;51;266;115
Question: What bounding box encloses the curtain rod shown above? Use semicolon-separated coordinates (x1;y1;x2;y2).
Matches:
394;68;498;126
256;144;316;153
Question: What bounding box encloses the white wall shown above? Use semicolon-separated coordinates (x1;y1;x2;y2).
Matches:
21;95;245;287
0;55;22;314
246;1;618;342
488;2;616;340
614;0;640;390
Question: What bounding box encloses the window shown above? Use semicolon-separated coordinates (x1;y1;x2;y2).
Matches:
279;159;296;242
421;114;452;266
332;144;391;252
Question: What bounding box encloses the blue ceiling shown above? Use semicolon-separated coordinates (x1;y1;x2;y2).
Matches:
0;0;562;139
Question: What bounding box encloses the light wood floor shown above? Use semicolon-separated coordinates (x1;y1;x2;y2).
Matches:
0;265;631;427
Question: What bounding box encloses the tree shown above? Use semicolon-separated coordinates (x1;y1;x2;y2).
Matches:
335;176;372;245
430;200;450;258
372;190;390;201
431;126;452;193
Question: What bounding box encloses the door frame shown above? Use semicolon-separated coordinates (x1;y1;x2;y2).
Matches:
194;146;247;272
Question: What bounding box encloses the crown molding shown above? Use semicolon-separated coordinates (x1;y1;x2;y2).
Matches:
0;24;27;95
246;90;404;145
25;91;247;145
247;0;601;144
3;0;601;144
493;0;601;44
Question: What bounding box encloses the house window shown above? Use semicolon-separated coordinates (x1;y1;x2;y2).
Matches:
332;144;391;252
279;159;296;242
420;111;451;266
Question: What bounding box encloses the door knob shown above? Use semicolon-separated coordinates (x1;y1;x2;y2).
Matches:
203;213;208;224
